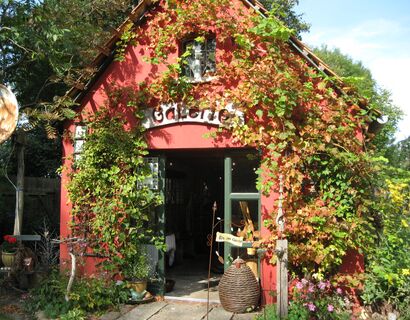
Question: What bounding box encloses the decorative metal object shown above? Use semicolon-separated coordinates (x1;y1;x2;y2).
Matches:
0;84;18;144
206;201;218;320
219;257;260;313
276;174;285;234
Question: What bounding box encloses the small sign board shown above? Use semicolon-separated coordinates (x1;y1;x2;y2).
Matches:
215;232;243;247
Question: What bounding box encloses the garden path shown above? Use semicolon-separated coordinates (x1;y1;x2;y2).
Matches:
102;301;260;320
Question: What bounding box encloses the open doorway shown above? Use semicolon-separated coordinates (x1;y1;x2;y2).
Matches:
163;151;224;302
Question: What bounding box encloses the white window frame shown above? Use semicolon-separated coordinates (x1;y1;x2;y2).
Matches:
73;124;87;161
182;36;216;82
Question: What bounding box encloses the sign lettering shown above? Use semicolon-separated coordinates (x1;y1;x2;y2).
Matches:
215;232;244;247
142;103;244;129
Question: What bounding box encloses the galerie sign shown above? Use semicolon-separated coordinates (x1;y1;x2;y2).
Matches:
141;103;244;129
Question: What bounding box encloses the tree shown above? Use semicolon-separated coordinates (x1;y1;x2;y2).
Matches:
260;0;310;36
0;0;140;178
1;0;139;132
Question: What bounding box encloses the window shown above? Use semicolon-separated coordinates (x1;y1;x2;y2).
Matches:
73;125;86;161
141;157;159;190
182;37;216;81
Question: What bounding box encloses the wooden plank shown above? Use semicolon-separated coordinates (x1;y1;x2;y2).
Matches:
276;239;288;319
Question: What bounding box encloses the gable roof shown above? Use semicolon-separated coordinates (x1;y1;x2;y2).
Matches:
67;0;361;108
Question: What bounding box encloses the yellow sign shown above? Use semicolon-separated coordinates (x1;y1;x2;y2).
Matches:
215;232;243;247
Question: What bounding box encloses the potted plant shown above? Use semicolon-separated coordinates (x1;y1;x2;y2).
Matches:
1;235;18;267
122;247;152;294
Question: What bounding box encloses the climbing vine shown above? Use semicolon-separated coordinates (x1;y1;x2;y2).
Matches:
66;104;163;273
69;0;381;282
112;0;380;281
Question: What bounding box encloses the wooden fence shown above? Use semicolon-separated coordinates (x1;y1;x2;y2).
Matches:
0;176;60;236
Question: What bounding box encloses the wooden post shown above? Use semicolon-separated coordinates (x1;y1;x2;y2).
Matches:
276;239;288;318
13;130;25;235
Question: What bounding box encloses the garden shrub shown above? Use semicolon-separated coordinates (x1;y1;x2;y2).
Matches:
361;167;410;314
25;271;128;318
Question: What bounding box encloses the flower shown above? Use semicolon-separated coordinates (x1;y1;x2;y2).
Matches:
1;235;18;253
296;281;304;290
336;287;343;295
308;285;315;293
327;304;334;312
307;302;316;311
318;281;326;290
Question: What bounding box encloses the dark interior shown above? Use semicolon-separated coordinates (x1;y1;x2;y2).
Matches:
164;152;224;272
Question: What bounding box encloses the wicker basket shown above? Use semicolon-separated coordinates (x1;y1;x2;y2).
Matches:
219;258;260;313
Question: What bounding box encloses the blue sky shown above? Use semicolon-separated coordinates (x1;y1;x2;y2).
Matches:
295;0;410;141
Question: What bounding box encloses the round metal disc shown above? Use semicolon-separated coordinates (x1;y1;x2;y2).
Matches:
0;84;19;144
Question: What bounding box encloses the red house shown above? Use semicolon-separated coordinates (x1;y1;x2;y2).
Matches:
60;0;366;305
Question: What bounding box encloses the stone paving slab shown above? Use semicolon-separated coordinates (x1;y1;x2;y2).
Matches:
117;302;260;320
206;306;234;320
119;301;167;320
100;305;134;320
149;303;208;320
232;312;260;320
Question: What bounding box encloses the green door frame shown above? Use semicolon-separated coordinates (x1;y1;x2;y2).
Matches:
156;156;166;295
223;156;261;271
154;153;260;293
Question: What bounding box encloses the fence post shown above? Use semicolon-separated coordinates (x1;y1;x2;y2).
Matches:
13;130;25;235
276;239;288;318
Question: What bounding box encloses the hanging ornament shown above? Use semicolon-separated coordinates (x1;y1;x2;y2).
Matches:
276;174;285;235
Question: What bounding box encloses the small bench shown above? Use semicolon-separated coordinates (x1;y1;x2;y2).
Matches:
14;234;41;251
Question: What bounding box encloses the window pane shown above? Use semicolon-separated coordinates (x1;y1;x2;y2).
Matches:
74;139;84;154
75;125;87;139
182;37;216;80
231;200;259;238
231;156;259;193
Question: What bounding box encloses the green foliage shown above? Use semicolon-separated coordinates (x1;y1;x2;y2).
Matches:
259;0;310;37
114;0;381;281
250;11;294;41
312;43;410;315
387;136;410;170
312;45;403;153
25;271;71;317
121;246;153;280
0;127;61;178
255;304;279;320
0;0;138;135
60;308;86;320
361;165;410;313
25;271;128;318
66;107;163;274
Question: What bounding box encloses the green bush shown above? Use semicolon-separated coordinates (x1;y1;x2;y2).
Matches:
25;271;128;318
361;168;410;314
254;304;279;320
